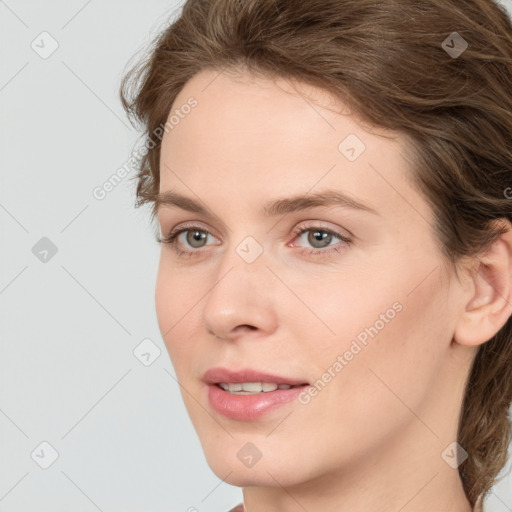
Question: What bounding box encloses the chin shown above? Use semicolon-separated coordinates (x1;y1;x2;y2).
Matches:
202;444;311;488
208;461;299;488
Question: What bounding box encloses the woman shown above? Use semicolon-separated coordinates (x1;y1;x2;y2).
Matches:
119;0;512;510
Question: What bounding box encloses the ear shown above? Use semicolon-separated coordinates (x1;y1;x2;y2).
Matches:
454;219;512;347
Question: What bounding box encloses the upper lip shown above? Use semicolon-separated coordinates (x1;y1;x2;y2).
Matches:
202;367;309;386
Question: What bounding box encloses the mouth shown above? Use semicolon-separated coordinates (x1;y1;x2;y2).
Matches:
207;382;310;420
203;367;310;420
215;382;308;395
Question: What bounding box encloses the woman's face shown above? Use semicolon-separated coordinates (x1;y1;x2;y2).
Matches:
155;68;470;488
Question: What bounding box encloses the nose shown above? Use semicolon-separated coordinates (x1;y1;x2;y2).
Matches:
202;245;279;342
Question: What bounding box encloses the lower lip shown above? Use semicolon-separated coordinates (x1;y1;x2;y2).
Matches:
207;384;308;420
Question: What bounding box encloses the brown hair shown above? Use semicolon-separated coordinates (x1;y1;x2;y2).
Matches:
119;0;512;506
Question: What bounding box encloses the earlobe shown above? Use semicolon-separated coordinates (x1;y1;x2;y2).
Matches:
454;220;512;347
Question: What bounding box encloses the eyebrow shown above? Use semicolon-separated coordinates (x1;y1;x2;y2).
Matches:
154;189;379;220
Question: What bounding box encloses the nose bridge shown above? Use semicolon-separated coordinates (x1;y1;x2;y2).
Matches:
202;233;276;339
215;232;268;284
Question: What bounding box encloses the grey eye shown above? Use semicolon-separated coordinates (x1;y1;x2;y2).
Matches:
306;230;334;249
184;230;209;248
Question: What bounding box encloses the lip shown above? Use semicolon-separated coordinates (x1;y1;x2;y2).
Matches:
203;367;310;421
202;367;309;386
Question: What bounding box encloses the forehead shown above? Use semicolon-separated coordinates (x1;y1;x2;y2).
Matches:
158;68;429;226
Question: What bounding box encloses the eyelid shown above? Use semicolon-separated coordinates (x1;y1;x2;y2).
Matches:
292;220;352;241
158;221;220;243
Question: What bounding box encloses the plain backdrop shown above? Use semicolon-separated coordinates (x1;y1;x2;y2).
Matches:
1;1;511;511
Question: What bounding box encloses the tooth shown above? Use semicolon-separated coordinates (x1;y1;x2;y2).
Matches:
217;382;296;393
241;382;263;392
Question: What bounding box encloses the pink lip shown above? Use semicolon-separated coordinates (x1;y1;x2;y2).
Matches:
207;384;308;420
203;367;310;421
202;367;308;386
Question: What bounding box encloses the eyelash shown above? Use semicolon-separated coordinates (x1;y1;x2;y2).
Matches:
157;223;351;259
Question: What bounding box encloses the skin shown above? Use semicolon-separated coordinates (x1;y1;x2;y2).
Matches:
154;67;512;512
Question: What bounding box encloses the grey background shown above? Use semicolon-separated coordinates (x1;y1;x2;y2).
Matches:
0;1;511;511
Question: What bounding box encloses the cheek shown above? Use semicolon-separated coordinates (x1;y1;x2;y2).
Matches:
155;255;198;321
154;262;172;339
154;259;197;363
287;267;404;365
317;266;449;427
300;249;448;386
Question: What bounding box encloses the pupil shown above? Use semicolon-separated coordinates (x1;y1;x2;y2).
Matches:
188;230;206;247
310;230;330;248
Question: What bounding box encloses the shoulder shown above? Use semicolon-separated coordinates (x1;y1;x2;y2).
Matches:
228;505;244;512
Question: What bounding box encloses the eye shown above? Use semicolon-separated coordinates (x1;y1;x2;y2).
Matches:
174;229;209;249
157;223;352;258
291;225;351;256
157;223;218;258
